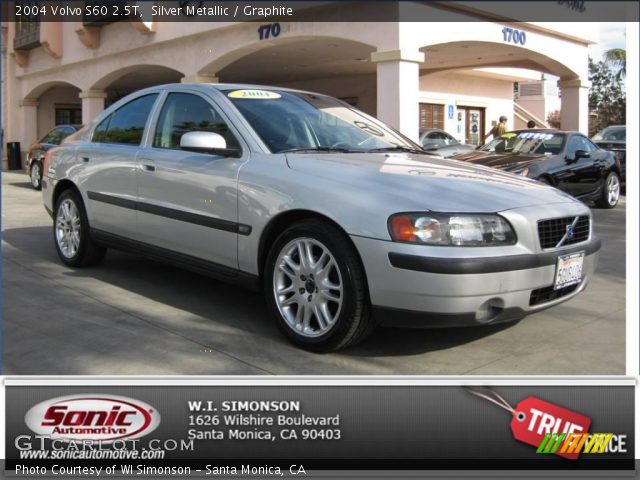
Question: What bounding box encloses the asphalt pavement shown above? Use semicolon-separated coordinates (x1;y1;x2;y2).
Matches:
1;171;626;374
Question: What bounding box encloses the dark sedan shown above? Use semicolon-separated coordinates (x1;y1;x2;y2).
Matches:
592;125;625;183
452;129;621;208
419;128;475;158
26;125;81;190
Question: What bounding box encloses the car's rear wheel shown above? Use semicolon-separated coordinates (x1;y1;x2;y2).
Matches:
595;172;620;209
54;189;106;267
30;161;42;190
264;219;374;352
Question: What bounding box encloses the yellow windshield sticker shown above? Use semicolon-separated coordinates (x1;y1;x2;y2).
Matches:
502;132;517;138
228;90;281;99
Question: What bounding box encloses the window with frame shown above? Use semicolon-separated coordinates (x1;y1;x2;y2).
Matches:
153;93;239;150
567;135;596;156
92;94;158;145
419;103;445;130
55;107;82;126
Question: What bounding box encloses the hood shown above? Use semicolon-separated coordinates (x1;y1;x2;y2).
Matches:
594;140;625;150
285;152;576;212
451;150;546;168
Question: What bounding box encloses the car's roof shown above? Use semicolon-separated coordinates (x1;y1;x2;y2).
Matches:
602;125;625;130
144;82;322;97
505;129;580;135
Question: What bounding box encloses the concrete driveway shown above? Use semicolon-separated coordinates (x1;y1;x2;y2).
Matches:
1;171;625;374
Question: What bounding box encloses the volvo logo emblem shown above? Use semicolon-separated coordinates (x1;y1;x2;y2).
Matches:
566;225;575;239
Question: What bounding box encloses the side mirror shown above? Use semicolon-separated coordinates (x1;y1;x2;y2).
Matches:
575;149;591;159
566;150;589;163
180;131;241;158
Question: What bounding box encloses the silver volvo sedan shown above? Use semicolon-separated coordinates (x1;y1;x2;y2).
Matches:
42;84;601;351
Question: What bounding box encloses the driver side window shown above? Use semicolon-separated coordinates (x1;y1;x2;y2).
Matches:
567;135;594;157
153;93;239;150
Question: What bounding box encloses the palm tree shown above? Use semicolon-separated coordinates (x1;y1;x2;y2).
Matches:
604;48;626;79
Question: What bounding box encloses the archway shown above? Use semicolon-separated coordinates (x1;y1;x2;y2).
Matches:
91;65;185;107
416;40;585;142
206;36;377;114
24;81;82;141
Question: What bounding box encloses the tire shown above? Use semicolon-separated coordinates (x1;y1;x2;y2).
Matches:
53;189;106;267
264;219;375;352
595;172;620;209
30;161;43;191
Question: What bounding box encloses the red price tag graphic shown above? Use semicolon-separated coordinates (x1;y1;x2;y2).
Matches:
467;389;591;461
511;396;591;460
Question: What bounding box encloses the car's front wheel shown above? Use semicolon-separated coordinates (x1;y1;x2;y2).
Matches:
595;172;620;209
30;161;42;190
53;189;106;267
264;219;374;352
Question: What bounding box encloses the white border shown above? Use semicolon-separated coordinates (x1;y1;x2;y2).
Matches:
625;20;639;461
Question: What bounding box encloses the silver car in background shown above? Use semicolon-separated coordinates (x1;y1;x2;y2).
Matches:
419;128;476;157
42;84;600;351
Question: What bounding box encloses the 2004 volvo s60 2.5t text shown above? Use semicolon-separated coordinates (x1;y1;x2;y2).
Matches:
42;84;601;351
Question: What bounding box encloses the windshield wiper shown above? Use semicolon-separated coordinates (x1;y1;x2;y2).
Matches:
280;146;359;154
365;146;428;154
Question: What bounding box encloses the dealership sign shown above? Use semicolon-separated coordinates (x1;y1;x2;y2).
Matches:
25;394;160;443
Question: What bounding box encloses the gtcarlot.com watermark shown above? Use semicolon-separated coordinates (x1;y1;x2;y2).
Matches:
15;435;195;460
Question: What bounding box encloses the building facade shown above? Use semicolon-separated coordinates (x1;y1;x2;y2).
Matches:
1;2;597;169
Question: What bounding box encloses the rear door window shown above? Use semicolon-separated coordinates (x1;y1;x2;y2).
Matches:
96;94;158;145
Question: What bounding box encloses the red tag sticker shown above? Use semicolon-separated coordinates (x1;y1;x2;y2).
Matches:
510;396;591;460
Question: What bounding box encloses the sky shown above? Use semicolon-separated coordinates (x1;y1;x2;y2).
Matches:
588;23;627;61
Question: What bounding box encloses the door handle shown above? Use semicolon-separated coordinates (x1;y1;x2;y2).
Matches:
142;164;156;172
81;157;90;163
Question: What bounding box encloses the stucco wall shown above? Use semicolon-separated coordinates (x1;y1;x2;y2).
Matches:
419;71;514;142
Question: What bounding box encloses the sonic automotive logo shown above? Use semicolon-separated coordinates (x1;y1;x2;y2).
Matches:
25;394;160;442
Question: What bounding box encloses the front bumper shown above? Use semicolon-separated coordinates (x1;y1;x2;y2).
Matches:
351;231;600;328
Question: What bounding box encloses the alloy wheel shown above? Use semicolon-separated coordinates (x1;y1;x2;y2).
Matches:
607;174;620;206
55;199;81;258
31;163;41;189
273;238;343;338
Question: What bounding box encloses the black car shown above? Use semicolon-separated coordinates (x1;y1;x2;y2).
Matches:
26;124;81;190
452;129;621;208
592;125;625;183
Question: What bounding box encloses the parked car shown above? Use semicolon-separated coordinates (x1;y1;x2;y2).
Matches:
452;129;621;209
26;125;82;190
42;85;601;351
419;128;475;157
592;125;625;183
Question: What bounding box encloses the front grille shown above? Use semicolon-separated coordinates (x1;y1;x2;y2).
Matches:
537;216;590;249
529;284;579;306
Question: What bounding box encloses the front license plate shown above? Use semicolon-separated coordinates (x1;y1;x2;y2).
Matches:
554;251;584;290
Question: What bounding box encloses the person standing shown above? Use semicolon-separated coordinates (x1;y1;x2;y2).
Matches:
484;115;508;142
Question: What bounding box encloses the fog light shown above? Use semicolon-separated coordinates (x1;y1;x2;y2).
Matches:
475;298;504;323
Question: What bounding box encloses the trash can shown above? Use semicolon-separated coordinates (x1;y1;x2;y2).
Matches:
7;142;22;171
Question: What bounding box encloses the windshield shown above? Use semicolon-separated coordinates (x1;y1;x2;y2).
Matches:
223;89;419;153
592;127;625;141
480;131;565;155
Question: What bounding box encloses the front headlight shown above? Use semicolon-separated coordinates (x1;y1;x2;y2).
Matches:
388;213;516;246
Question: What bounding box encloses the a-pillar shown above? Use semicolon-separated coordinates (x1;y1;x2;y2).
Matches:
558;78;590;134
371;49;424;142
19;99;39;163
79;90;107;124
